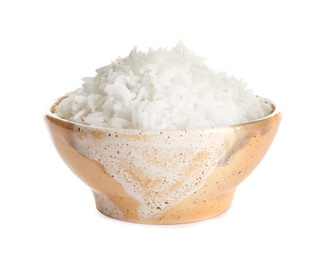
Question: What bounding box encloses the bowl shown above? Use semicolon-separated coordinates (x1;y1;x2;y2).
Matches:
44;97;281;224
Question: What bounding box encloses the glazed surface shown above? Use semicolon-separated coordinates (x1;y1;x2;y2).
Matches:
45;100;281;224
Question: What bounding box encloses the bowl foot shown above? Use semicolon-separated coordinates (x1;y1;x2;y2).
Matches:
92;189;236;224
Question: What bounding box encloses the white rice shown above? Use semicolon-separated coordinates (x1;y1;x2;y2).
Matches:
54;42;272;130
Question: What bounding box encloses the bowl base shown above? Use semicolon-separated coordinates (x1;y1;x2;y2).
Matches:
92;189;235;224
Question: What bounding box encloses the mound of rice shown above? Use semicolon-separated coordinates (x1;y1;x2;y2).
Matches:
54;42;272;130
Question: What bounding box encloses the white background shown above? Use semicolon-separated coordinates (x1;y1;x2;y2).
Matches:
1;0;323;259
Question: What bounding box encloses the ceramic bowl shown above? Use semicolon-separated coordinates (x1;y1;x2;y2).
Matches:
44;97;281;224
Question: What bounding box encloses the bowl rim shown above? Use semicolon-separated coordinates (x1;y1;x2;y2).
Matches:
44;96;281;133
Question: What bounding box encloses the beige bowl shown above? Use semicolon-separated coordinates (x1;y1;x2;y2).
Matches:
44;97;281;224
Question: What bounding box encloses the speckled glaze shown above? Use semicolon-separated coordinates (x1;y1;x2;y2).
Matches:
44;97;281;224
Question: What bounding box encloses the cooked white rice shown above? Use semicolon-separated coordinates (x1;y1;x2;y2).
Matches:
54;42;272;130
